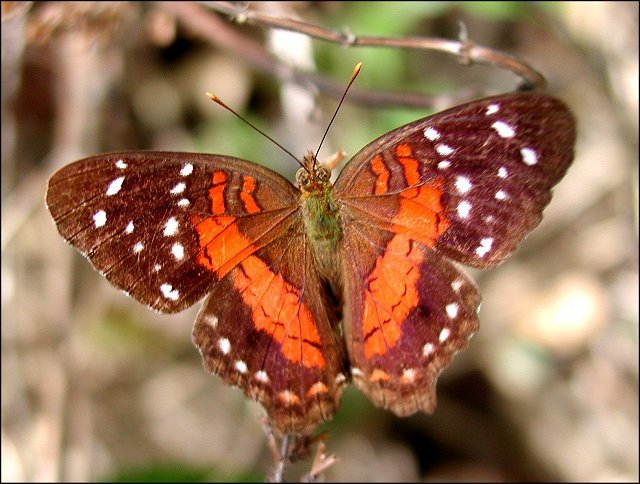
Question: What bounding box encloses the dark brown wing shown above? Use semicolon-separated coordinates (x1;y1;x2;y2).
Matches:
192;220;348;436
340;225;480;415
47;151;348;435
334;92;576;268
333;93;575;415
46;151;299;312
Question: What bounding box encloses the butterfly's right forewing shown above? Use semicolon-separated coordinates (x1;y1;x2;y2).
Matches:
46;151;299;313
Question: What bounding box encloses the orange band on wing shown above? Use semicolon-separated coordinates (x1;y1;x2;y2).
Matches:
212;171;227;184
362;234;422;358
192;226;324;367
210;171;228;215
395;143;421;187
193;170;323;368
241;176;261;214
394;143;413;157
193;171;264;278
192;215;257;278
370;155;390;195
397;156;420;186
234;256;325;368
393;179;450;247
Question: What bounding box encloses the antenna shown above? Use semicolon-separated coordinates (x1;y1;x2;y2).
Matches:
205;92;304;169
314;62;362;169
206;62;362;173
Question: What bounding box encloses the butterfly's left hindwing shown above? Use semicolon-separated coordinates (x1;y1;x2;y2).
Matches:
340;222;481;415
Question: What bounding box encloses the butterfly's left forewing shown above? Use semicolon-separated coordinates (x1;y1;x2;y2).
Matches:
335;92;576;268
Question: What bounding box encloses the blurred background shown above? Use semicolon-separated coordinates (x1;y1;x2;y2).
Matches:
2;1;637;482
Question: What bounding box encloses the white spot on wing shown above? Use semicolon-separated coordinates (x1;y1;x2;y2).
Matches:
451;279;463;292
235;360;248;373
455;175;472;194
255;370;269;383
446;303;459;319
520;147;539;165
106;176;125;196
437;160;451;169
423;127;440;141
492;121;516;138
439;327;451;342
475;237;494;257
177;198;190;207
153;264;161;272
495;190;508;200
133;241;144;253
402;368;416;383
498;166;508;178
308;381;329;396
335;373;347;384
125;221;134;234
218;337;231;355
180;163;194;176
163;217;179;236
115;159;127;169
351;367;363;377
160;283;179;301
204;315;218;328
170;182;186;194
436;143;455;156
486;103;500;115
444;303;459;319
171;242;184;260
278;390;299;406
423;342;435;357
457;200;472;218
93;210;107;227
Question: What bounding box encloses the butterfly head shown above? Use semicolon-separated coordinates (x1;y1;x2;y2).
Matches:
296;151;332;195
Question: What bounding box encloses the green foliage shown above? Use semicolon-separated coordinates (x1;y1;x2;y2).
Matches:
460;1;528;20
105;462;261;483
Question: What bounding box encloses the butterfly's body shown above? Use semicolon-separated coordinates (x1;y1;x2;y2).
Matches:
298;155;345;297
46;92;576;436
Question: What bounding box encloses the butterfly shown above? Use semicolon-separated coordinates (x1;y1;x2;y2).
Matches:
46;91;576;436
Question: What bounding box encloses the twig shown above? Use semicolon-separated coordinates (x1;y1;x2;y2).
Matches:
301;441;338;482
156;2;441;109
262;426;336;482
204;1;546;89
156;2;545;111
270;434;291;483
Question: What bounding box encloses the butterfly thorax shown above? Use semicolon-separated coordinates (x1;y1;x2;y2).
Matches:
296;154;342;283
